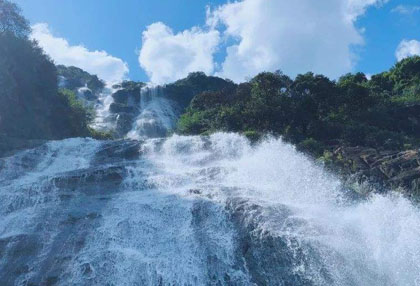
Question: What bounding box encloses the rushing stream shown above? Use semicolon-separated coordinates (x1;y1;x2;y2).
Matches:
1;88;420;286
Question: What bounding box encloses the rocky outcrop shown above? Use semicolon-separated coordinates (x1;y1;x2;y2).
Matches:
57;65;104;97
109;81;145;137
329;146;420;198
111;82;143;104
77;87;96;101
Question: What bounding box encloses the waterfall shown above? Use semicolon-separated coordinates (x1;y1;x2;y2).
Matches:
90;85;119;132
126;85;179;140
0;132;419;285
87;83;179;139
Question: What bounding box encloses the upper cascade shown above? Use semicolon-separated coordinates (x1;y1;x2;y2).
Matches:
57;68;236;140
126;85;179;140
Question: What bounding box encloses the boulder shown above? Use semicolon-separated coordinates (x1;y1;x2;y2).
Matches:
115;113;136;137
77;87;96;101
111;83;142;104
109;103;137;114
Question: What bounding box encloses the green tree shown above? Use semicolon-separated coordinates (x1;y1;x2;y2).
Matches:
0;0;30;38
0;1;100;143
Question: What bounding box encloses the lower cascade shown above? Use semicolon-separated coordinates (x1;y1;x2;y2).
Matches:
1;132;420;285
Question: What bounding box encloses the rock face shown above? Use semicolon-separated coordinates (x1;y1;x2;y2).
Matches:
77;87;96;101
57;65;105;97
107;81;145;137
330;146;420;198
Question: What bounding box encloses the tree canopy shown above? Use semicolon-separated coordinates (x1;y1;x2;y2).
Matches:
0;1;102;143
0;0;30;38
178;56;420;156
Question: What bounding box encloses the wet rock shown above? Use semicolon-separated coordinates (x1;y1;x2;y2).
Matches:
189;189;202;195
52;165;126;192
226;198;326;286
77;87;97;101
115;113;136;137
95;140;142;163
112;88;141;105
331;146;420;198
45;276;59;286
109;102;137;114
0;234;43;286
81;263;93;276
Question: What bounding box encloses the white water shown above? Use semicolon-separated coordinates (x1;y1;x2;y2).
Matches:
1;133;419;285
1;92;420;285
137;134;420;285
127;86;178;140
90;84;119;132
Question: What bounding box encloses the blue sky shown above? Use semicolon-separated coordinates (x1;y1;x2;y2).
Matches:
15;0;420;83
356;0;420;74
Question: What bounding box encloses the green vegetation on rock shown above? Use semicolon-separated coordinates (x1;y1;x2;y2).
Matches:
165;72;236;108
0;0;109;156
57;65;104;95
178;58;420;154
176;58;420;197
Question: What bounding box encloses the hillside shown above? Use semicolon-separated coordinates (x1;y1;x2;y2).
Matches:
177;56;420;198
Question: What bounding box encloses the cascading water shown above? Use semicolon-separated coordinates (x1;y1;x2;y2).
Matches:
1;95;420;285
126;85;179;140
90;85;120;132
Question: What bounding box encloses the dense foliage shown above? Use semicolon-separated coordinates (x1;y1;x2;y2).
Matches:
0;0;29;38
57;65;104;95
0;0;102;146
164;72;236;108
178;57;420;156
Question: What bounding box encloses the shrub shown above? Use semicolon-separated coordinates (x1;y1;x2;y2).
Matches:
297;138;325;157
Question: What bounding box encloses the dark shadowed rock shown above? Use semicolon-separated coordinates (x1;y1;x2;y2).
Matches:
226;197;322;286
109;102;137;114
115;113;136;137
77;87;96;101
94;140;143;163
331;146;420;198
52;165;126;193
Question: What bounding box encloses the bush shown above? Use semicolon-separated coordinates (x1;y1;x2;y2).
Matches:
177;111;208;135
297;138;325;157
57;89;94;134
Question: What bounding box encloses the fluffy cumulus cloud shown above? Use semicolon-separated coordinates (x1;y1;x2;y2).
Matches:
139;0;388;83
31;23;129;83
138;22;220;84
208;0;388;82
396;39;420;61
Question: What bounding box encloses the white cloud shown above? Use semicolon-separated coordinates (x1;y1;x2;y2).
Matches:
346;0;389;21
138;0;388;83
208;0;388;82
396;39;420;61
391;5;420;15
31;23;129;83
138;22;220;84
